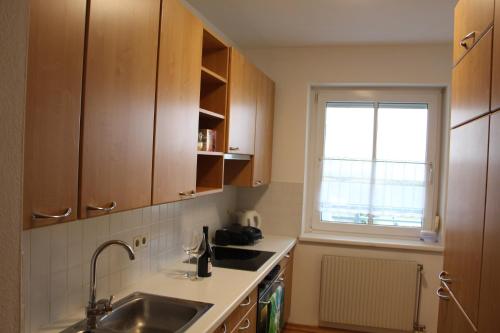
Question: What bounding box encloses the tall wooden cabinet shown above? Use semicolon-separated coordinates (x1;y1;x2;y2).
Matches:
153;0;202;204
79;0;160;218
441;117;489;326
478;111;500;332
23;0;87;229
438;0;496;331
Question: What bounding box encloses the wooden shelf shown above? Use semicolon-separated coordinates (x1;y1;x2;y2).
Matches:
200;108;225;120
201;66;227;84
197;151;224;156
196;186;223;196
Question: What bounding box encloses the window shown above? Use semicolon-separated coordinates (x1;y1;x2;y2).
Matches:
306;88;442;238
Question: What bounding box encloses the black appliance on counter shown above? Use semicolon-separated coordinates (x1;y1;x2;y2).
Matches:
186;246;275;272
258;265;285;333
214;224;263;246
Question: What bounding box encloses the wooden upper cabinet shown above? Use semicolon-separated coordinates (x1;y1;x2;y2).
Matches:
227;48;257;155
453;0;494;64
253;71;275;186
478;112;500;332
442;116;489;325
491;2;500;112
79;0;160;218
23;0;86;229
152;0;202;204
451;29;492;128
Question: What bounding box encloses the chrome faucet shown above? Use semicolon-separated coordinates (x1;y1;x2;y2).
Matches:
86;240;135;330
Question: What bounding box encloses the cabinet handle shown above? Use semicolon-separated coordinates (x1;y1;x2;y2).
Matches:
239;296;251;307
254;180;263;186
284;254;291;259
179;191;195;198
238;319;251;331
32;207;72;220
221;323;227;333
439;271;452;284
436;287;450;300
459;31;476;50
229;146;240;151
87;201;117;212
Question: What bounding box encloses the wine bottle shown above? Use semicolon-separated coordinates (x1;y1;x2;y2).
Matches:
197;226;214;277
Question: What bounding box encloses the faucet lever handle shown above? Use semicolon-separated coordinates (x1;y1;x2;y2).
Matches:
106;295;114;311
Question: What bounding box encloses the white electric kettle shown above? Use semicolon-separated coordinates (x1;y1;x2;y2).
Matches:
236;210;262;228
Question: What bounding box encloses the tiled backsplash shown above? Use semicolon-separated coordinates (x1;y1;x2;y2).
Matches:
237;182;303;237
22;187;237;333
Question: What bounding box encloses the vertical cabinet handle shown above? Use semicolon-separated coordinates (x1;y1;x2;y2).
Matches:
87;201;117;212
238;319;251;331
32;207;72;220
459;31;476;50
436;287;450;300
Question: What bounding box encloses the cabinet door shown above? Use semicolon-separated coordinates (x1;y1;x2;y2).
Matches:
152;0;202;204
453;0;494;64
23;0;86;229
252;71;275;187
438;289;476;333
79;0;160;217
491;2;500;111
478;112;500;332
451;29;492;128
442;116;489;325
233;304;257;333
227;49;257;155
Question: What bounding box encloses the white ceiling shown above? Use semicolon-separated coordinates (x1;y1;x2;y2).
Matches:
185;0;456;48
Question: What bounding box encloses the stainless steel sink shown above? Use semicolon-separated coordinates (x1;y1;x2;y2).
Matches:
63;292;213;333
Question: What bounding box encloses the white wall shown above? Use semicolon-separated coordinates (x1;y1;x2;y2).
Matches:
0;0;28;331
245;44;453;183
240;44;453;332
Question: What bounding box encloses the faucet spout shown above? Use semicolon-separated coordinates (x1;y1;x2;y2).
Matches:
87;240;135;329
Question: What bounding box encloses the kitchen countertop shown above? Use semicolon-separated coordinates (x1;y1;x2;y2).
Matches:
41;235;297;333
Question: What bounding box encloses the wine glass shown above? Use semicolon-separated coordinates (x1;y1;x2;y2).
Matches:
190;234;206;280
182;231;201;279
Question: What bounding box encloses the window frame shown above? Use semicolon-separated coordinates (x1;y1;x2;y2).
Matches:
304;87;442;239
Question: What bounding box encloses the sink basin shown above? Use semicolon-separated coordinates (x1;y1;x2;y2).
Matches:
63;292;213;333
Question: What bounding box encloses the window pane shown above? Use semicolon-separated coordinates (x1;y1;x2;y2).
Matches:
324;103;374;159
377;103;428;162
321;103;374;224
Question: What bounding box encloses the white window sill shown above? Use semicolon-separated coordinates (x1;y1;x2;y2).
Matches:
299;232;444;253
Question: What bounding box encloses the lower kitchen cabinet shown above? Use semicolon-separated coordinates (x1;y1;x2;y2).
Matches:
234;305;257;333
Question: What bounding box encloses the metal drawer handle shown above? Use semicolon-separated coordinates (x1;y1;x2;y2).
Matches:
179;191;195;198
239;296;251;307
436;287;450;300
229;146;240;151
259;300;271;305
460;31;476;49
87;201;117;212
254;180;263;186
238;319;251;331
32;207;72;220
222;323;227;333
439;271;452;284
284;254;291;259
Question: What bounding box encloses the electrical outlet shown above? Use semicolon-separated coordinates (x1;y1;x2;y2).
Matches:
140;234;149;248
132;236;142;250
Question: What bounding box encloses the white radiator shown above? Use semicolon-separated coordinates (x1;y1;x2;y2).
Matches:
319;255;424;333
